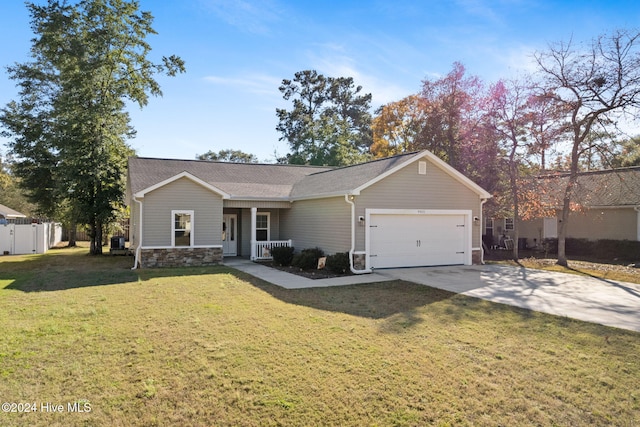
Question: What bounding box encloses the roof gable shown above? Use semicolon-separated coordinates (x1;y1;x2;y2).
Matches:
133;171;230;198
290;150;492;200
353;151;491;198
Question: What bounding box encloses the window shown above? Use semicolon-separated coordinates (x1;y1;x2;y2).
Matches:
256;213;270;241
485;217;494;235
172;210;194;246
505;218;514;231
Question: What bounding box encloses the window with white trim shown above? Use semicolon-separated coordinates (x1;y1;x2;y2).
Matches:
172;210;194;246
485;217;494;235
256;212;270;241
505;217;514;231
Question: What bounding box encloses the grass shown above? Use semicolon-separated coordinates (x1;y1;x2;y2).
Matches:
489;257;640;285
1;245;639;426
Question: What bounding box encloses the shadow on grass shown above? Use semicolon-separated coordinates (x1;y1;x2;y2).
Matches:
1;248;548;329
248;277;448;320
0;248;242;292
230;269;522;325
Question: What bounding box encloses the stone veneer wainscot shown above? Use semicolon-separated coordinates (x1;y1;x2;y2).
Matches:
140;247;223;268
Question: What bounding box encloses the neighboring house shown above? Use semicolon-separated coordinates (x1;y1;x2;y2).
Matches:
486;166;640;249
127;150;492;270
0;203;26;223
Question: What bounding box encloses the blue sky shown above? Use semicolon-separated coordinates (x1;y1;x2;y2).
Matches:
1;0;638;162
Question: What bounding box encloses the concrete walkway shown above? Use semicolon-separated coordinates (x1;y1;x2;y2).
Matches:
223;258;393;289
224;259;640;332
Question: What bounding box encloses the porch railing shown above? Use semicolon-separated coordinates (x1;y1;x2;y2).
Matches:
254;240;292;260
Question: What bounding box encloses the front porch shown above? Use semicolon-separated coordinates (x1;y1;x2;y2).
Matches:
222;205;293;260
253;239;292;260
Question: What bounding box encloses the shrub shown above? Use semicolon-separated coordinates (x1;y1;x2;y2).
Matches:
271;246;295;266
326;252;350;274
292;247;325;270
542;238;640;262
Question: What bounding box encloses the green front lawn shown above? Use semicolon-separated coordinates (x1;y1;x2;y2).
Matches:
1;246;638;426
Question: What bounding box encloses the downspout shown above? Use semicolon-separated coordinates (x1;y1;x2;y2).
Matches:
131;195;143;270
635;206;640;242
480;198;488;264
345;194;372;274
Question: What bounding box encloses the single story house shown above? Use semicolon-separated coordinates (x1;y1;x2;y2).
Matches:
0;203;26;224
127;150;492;271
486;166;640;248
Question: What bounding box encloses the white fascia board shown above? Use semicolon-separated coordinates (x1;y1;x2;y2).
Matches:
227;195;291;202
352;150;492;199
134;171;230;199
290;191;355;202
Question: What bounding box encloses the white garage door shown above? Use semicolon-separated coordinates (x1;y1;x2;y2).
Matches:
369;212;468;269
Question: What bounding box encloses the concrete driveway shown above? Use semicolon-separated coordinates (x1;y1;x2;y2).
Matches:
376;265;640;332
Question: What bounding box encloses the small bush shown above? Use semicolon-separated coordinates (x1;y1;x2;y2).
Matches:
292;247;325;270
326;252;350;274
271;246;295;266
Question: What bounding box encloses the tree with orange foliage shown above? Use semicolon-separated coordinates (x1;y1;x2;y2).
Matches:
371;94;425;158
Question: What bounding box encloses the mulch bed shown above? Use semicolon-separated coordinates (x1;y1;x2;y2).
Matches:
257;261;352;280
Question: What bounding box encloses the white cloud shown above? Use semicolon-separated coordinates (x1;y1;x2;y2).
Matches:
203;73;282;97
198;0;286;34
305;48;416;107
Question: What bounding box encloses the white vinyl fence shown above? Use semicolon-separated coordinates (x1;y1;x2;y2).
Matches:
0;223;62;255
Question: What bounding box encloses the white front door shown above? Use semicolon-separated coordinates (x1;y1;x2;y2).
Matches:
222;214;237;256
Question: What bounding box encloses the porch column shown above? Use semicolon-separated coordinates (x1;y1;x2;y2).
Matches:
250;207;257;260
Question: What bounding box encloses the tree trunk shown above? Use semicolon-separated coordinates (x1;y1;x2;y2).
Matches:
557;135;581;267
89;220;103;255
67;220;77;247
557;165;579;267
510;179;520;261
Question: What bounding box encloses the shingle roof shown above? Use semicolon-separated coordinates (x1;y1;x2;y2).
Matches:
128;151;490;201
541;166;640;207
290;152;419;198
128;157;332;199
0;203;26;219
128;153;421;200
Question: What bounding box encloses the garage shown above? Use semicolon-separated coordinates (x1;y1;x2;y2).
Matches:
367;209;471;269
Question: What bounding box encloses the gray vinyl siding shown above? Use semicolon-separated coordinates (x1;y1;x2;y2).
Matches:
280;196;351;254
354;156;483;250
224;200;291;209
516;208;638;244
568;208;637;241
141;177;223;247
239;208;281;257
130;198;140;249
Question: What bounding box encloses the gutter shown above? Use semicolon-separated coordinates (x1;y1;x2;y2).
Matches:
131;196;143;270
345;194;372;274
480;198;488;264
